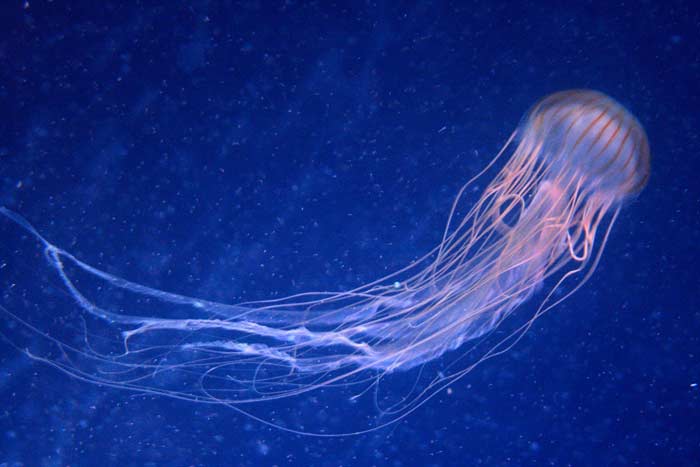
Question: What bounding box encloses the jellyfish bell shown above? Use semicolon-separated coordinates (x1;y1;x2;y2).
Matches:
0;89;649;436
524;89;650;198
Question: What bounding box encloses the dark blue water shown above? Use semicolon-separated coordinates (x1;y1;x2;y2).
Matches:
1;1;698;465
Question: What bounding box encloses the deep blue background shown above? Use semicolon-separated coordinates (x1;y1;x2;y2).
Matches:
1;1;698;465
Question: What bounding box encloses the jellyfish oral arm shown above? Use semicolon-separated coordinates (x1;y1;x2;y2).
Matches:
0;169;605;378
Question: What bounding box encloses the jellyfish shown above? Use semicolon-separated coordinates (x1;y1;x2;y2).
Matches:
0;89;649;435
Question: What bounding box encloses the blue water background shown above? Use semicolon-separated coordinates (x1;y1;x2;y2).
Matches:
0;1;698;465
